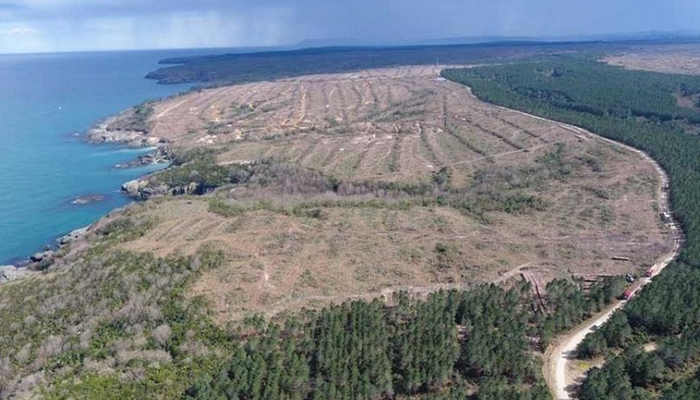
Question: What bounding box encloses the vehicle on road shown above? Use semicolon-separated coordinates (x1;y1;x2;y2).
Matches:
623;289;634;300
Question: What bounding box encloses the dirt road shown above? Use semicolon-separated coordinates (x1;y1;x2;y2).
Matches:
547;233;679;399
507;119;683;399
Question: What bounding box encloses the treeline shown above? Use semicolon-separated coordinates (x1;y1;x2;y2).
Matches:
537;276;626;348
183;277;624;400
442;56;700;397
183;286;542;400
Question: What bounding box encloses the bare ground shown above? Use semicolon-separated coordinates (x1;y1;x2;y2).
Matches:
602;43;700;76
103;66;672;323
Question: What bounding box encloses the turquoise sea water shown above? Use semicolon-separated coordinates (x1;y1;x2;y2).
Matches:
0;50;202;264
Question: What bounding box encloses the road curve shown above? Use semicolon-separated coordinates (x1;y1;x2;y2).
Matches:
544;122;682;399
537;124;681;399
550;302;624;399
462;86;683;399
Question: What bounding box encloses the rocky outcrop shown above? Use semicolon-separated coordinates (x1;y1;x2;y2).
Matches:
58;226;90;247
121;179;149;198
71;194;106;205
30;251;54;263
140;185;172;199
87;113;164;148
120;178;170;200
24;250;55;270
0;265;31;284
120;178;200;200
114;147;171;169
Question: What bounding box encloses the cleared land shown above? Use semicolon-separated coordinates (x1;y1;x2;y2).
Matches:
602;43;700;75
106;66;671;322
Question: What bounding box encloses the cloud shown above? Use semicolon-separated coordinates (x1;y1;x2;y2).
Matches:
0;0;699;53
0;2;26;10
0;26;37;35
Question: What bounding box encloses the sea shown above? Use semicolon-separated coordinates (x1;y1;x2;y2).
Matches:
0;49;213;264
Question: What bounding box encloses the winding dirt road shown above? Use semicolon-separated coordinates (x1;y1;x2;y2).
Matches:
461;86;683;398
535;123;682;399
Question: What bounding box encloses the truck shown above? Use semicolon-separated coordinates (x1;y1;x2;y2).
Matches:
623;289;633;300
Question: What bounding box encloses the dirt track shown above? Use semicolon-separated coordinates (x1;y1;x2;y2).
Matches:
526;118;684;400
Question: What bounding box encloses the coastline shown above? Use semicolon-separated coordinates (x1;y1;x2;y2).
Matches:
0;224;90;283
1;105;174;276
87;112;163;147
0;50;199;269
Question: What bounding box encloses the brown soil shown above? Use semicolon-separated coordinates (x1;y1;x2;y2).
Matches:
105;66;672;323
602;44;700;76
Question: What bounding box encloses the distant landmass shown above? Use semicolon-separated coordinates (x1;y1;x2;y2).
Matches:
145;40;602;85
146;34;700;86
296;30;700;48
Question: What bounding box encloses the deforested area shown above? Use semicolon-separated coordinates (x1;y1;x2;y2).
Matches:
0;217;628;398
0;60;673;398
444;54;700;399
100;66;669;320
3;0;700;398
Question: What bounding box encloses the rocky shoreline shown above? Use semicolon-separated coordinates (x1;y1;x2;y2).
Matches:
89;107;177;196
87;111;163;147
87;109;173;169
1;225;92;284
2;107;173;283
114;147;171;169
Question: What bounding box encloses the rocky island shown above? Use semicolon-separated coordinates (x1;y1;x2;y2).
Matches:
71;194;106;205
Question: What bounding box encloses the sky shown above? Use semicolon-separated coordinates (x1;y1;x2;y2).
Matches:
0;0;699;54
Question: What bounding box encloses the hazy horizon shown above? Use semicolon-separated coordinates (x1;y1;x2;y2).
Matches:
1;1;699;54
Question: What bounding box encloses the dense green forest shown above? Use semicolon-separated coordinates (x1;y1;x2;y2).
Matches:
443;56;700;398
145;42;623;85
183;278;621;400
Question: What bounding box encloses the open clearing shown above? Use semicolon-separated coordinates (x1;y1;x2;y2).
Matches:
107;66;672;322
602;43;700;76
